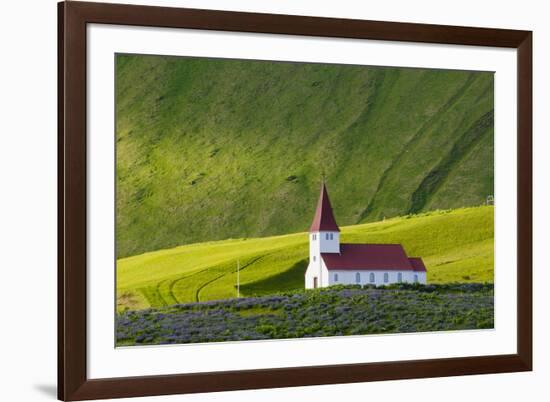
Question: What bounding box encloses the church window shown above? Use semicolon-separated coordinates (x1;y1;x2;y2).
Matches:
384;273;389;283
414;274;419;283
334;273;338;282
325;233;329;240
355;272;361;283
398;272;403;283
313;256;316;261
330;233;334;240
369;272;375;283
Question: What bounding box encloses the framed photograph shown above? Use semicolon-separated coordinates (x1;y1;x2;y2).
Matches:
58;1;532;400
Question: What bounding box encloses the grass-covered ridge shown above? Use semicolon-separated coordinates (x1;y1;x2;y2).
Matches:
116;206;494;311
116;55;494;257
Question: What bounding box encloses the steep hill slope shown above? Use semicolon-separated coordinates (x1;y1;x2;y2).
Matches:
116;206;494;311
116;54;494;257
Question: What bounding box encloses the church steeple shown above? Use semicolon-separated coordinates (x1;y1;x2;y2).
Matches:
309;182;340;233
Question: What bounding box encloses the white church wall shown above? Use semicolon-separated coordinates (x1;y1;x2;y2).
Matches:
327;270;426;286
305;259;332;289
306;231;340;289
304;262;315;289
314;231;340;253
415;271;427;284
306;232;320;289
309;232;320;260
308;268;427;288
321;260;330;287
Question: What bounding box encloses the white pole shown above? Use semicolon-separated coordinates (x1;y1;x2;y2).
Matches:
237;260;240;298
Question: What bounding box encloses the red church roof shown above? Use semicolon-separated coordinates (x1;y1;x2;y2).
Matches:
321;244;425;271
309;183;340;232
408;257;427;272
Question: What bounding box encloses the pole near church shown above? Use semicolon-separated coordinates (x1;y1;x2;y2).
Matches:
237;260;240;298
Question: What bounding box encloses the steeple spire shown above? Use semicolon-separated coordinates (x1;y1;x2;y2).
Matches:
309;182;340;232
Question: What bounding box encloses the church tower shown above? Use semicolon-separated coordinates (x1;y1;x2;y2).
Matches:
305;182;340;288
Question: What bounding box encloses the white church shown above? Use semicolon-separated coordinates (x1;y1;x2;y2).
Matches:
305;183;427;289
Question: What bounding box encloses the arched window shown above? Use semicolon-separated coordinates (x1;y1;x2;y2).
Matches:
397;272;403;283
355;272;361;283
414;274;419;283
384;273;389;283
329;233;333;240
313;256;316;262
369;272;375;283
326;233;329;240
334;273;338;282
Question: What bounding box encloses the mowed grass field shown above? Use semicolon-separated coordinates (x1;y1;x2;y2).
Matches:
116;206;493;311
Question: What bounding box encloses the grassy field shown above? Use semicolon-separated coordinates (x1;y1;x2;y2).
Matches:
116;283;494;345
116;55;494;258
117;206;494;311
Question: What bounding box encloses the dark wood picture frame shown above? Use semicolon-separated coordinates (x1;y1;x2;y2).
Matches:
58;1;532;400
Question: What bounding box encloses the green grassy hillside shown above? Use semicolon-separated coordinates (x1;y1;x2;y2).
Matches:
116;55;494;258
116;206;494;311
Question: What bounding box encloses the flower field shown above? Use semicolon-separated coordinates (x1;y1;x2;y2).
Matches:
116;283;493;346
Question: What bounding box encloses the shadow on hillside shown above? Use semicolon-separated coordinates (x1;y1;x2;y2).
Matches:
240;259;308;296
